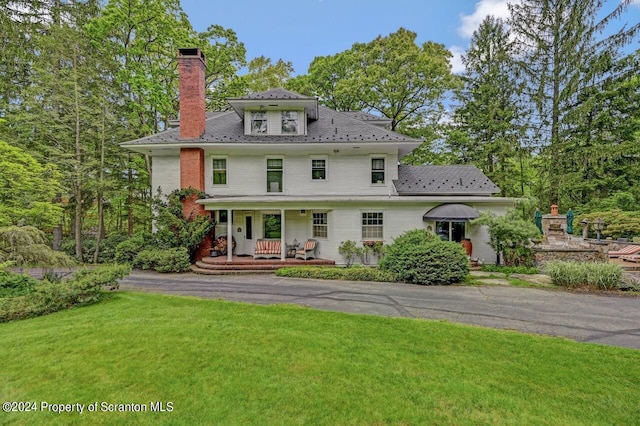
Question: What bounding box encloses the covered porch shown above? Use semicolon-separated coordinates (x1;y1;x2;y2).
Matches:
201;200;330;264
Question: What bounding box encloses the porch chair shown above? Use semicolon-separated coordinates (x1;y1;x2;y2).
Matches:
295;239;317;260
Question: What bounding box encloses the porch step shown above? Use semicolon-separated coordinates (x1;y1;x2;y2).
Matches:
193;256;335;275
191;265;276;275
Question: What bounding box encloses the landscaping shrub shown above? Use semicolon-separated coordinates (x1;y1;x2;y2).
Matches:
276;266;397;283
0;264;130;322
378;229;469;285
61;235;129;263
1;226;74;267
543;261;622;290
576;209;640;240
115;233;154;264
338;240;362;267
0;271;39;298
133;248;191;273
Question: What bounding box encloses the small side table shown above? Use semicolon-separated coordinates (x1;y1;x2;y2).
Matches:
286;244;299;258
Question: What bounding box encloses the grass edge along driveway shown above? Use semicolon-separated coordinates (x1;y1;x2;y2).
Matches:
1;291;639;425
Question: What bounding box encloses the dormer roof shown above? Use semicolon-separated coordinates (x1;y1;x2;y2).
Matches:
227;88;319;120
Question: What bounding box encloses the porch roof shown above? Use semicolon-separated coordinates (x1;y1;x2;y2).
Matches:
197;195;517;209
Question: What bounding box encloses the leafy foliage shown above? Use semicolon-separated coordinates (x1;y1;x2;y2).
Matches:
0;272;39;298
0;264;130;322
446;17;528;198
338;240;363;267
576;209;640;240
276;266;397;283
378;229;469;285
471;210;540;266
543;261;621;290
0;226;74;267
133;248;191;273
288;28;458;133
0;140;63;228
508;0;640;206
154;188;215;262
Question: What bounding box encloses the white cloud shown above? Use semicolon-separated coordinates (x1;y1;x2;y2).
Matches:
448;45;466;74
632;0;640;7
458;0;512;38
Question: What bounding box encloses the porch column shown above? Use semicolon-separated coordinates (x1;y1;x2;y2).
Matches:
280;209;286;262
227;209;233;262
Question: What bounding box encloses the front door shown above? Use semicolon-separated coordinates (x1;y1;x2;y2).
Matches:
243;213;254;255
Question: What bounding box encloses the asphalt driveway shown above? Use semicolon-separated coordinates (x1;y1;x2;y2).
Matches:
119;271;640;350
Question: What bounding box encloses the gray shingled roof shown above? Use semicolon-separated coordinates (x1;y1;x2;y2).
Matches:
394;165;500;195
229;88;315;101
341;111;392;127
122;105;421;146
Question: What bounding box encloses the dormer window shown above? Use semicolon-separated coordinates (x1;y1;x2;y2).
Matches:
281;111;298;134
251;112;268;134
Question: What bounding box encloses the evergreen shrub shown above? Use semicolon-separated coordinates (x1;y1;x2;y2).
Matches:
133;248;191;273
0;264;130;322
276;266;397;282
378;229;469;285
0;272;39;298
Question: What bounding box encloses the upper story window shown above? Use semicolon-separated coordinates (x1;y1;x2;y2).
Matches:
267;158;283;193
251;112;268;134
371;158;385;184
311;159;326;180
281;111;298;134
212;158;227;185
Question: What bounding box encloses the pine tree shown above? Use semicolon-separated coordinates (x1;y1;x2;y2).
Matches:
509;0;639;206
447;16;528;197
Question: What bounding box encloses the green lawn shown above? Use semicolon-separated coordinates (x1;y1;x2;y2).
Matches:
1;292;639;425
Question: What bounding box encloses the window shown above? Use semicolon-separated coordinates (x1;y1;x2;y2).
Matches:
212;158;227;185
436;221;466;242
217;210;228;223
281;111;298;134
263;214;281;239
362;212;383;239
266;158;283;192
312;212;328;238
371;158;385;184
311;159;326;180
251;112;267;134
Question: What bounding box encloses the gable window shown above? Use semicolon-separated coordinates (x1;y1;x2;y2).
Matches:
311;159;326;180
362;212;383;240
281;111;298;134
251;112;268;134
212;158;227;185
312;212;328;238
266;158;283;193
371;158;385;184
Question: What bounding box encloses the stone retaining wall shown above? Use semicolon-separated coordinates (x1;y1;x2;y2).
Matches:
534;248;607;265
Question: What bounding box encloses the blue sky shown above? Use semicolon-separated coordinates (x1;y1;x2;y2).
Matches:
181;0;640;75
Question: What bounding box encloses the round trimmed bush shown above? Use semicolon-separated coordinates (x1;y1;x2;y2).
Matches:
379;229;469;285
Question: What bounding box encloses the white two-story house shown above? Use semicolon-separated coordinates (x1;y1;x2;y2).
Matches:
121;48;515;265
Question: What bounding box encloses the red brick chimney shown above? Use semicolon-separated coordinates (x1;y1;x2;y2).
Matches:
178;47;206;192
178;48;212;260
178;48;206;140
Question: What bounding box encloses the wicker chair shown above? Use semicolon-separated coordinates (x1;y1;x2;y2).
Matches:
295;239;317;260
